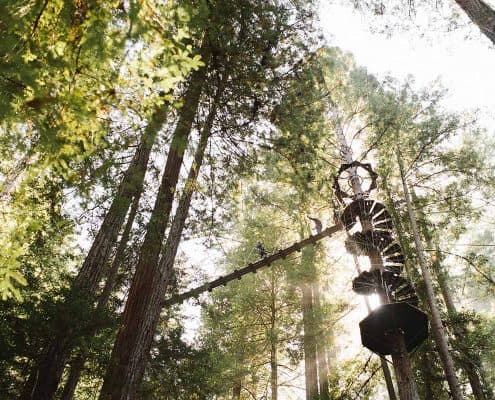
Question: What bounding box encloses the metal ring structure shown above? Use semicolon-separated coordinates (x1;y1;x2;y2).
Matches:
333;161;378;204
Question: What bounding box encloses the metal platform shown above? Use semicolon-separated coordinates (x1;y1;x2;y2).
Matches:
359;302;428;355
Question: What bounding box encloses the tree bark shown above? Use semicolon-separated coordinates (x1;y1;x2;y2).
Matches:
419;342;435;400
390;332;420;400
59;193;141;400
20;104;166;400
301;244;319;400
370;249;419;400
98;44;212;399
312;283;330;400
454;0;495;44
270;269;278;400
397;150;464;400
381;356;398;400
60;354;85;400
351;253;398;400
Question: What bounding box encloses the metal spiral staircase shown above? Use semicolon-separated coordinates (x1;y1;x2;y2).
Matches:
334;161;428;355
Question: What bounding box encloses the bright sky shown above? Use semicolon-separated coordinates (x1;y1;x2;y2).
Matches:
319;1;495;131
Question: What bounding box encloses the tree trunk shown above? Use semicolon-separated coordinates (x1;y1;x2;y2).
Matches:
411;188;488;400
419;342;435;400
390;332;420;400
232;379;242;400
381;356;398;400
454;0;495;44
350;253;398;400
371;249;419;400
59;193;141;400
157;74;223;290
99;44;212;399
434;250;487;400
302;282;319;400
270;270;278;400
312;283;330;400
397;150;464;400
60;354;85;400
20;104;166;400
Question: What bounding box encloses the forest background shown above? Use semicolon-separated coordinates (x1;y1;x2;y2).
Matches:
1;0;495;399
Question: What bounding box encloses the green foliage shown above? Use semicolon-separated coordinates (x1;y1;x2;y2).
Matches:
0;0;202;301
140;322;224;400
0;0;494;397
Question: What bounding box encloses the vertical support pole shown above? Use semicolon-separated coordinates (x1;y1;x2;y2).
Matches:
390;332;420;400
352;254;398;400
369;250;420;400
334;124;420;400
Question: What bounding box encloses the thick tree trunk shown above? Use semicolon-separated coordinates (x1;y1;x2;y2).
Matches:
454;0;495;44
312;283;330;400
157;75;222;289
397;151;464;400
99;46;212;399
59;193;141;400
20;105;166;400
370;249;419;400
390;332;420;400
381;356;398;400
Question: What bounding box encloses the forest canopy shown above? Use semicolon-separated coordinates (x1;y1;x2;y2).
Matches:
0;1;494;400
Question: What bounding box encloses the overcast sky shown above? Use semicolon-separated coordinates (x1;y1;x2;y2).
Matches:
319;2;495;131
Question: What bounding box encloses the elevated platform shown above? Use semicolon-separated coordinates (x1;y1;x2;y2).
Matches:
359;302;428;355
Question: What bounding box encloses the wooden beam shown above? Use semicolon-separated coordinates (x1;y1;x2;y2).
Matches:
163;224;343;307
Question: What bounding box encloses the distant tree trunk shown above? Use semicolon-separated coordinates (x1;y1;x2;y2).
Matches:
411;188;489;400
20;104;167;400
454;0;495;44
419;342;435;400
99;44;212;399
301;245;319;400
60;192;141;400
302;282;319;400
434;249;488;400
270;269;278;400
312;283;330;400
397;149;464;400
232;379;242;400
60;354;84;400
0;151;36;201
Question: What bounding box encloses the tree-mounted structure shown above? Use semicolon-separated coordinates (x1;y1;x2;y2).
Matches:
334;160;428;357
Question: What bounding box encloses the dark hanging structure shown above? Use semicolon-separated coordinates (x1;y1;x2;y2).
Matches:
334;161;428;356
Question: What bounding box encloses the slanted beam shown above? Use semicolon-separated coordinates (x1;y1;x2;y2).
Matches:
163;224;342;306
